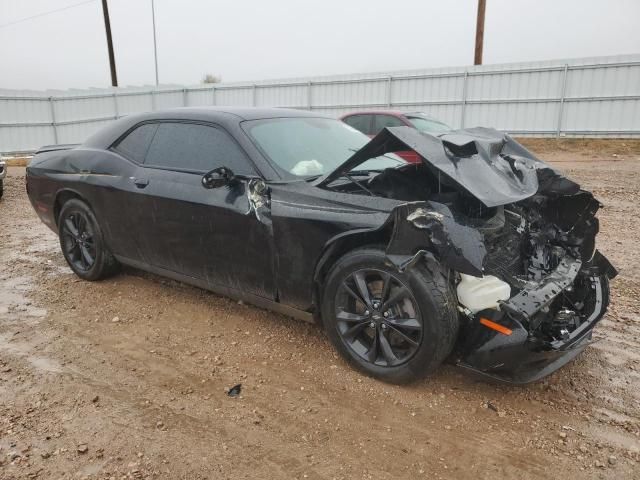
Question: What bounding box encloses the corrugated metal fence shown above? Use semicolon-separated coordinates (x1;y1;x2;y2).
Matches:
1;54;639;154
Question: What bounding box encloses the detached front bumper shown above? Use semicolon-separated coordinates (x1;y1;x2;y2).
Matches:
457;253;615;385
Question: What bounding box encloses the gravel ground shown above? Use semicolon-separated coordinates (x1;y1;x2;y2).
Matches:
0;141;639;480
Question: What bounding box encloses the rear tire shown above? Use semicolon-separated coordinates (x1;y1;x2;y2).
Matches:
58;199;119;281
321;247;459;384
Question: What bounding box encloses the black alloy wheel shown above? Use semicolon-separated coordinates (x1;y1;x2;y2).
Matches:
335;269;423;367
61;210;97;272
58;198;119;281
322;247;459;383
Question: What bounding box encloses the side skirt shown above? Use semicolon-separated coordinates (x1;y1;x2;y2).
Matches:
114;255;315;324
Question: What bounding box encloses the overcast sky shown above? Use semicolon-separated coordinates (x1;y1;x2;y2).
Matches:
1;0;639;91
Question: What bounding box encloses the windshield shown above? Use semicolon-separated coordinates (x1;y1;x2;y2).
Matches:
405;115;451;133
244;117;405;178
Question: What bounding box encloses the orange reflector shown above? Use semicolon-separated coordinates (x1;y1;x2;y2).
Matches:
479;317;513;336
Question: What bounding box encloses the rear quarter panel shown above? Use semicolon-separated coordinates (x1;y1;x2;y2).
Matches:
27;147;138;251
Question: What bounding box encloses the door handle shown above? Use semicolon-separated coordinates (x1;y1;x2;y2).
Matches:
132;177;149;188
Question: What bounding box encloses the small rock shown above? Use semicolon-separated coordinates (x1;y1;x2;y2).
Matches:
156;421;164;429
77;444;88;454
111;316;120;323
227;384;242;397
595;460;604;468
40;451;51;459
92;395;99;403
559;432;567;439
608;456;617;466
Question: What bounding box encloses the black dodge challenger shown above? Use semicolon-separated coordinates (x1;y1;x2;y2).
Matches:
26;107;617;384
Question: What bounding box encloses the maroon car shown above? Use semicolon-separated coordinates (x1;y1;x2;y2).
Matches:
340;111;451;163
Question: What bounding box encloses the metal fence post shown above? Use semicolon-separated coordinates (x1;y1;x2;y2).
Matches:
112;92;119;119
556;64;569;138
460;71;468;129
252;85;257;106
307;81;312;110
49;97;59;144
386;76;392;107
182;88;187;106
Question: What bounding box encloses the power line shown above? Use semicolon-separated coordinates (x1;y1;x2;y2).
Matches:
0;0;98;30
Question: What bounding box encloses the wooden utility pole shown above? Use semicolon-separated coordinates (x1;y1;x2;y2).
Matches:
101;0;118;86
474;0;486;65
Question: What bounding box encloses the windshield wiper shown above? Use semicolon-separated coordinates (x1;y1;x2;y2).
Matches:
305;168;381;183
343;173;374;195
320;172;374;195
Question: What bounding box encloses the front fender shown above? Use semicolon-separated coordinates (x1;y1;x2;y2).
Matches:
385;201;486;276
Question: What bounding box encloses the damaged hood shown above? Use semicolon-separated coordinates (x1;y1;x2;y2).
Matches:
317;126;576;208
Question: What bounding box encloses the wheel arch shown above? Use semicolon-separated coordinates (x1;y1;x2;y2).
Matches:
53;188;90;226
312;223;394;326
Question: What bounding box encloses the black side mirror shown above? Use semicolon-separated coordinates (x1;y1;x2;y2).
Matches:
202;166;236;189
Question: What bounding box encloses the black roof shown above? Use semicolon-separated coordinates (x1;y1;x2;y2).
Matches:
84;106;328;149
170;106;326;121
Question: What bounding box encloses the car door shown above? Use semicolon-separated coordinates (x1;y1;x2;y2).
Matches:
133;121;276;300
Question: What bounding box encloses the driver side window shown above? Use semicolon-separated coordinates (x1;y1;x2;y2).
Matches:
143;122;254;175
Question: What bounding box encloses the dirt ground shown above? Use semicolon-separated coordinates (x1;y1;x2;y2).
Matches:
1;140;639;480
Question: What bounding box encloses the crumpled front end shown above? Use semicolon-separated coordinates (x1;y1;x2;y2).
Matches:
318;125;617;383
331;126;618;383
454;190;616;384
386;191;616;384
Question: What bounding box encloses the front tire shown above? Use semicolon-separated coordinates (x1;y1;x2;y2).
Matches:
58;199;119;281
322;247;459;383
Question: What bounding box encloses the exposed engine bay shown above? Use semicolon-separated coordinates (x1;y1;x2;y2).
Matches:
319;126;617;382
328;162;610;341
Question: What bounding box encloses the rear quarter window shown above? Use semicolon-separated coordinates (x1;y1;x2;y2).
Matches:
113;123;158;163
